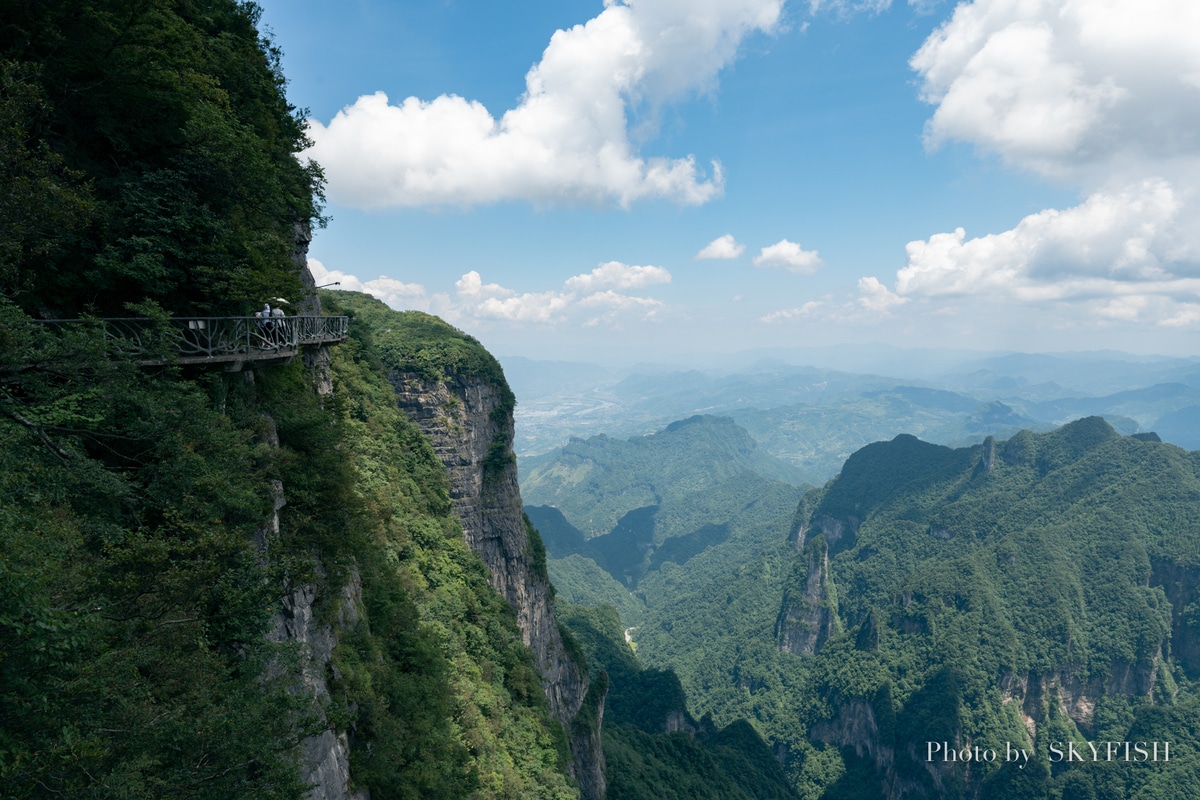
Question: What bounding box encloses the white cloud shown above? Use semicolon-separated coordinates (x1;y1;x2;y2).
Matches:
307;258;429;311
760;286;907;324
753;239;824;273
456;271;516;301
1162;304;1200;328
578;290;665;327
808;0;892;15
760;301;823;322
897;180;1195;300
696;234;746;260
1096;295;1147;321
891;179;1200;326
563;261;671;293
475;291;573;324
911;0;1200;177
857;276;909;311
893;3;1200;333
451;262;670;326
576;290;664;310
305;259;670;327
809;0;940;15
306;0;786;209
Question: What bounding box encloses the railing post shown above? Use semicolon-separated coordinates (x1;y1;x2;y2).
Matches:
31;315;347;365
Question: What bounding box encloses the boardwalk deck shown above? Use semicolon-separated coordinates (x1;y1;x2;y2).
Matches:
34;315;349;368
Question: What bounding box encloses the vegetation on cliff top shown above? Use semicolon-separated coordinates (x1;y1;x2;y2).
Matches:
326;291;514;406
1;0;324;318
320;293;578;798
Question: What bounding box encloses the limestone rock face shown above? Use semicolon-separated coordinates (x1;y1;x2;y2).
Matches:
776;536;838;657
269;577;367;800
390;370;606;800
259;403;366;800
294;221;321;317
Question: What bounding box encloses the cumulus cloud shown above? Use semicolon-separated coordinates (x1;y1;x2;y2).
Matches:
898;180;1194;298
474;291;573;324
450;271;568;323
885;1;1200;331
893;179;1200;325
563;261;671;293
452;262;669;326
753;239;824;273
911;0;1200;177
857;276;909;311
1162;304;1200;328
761;279;907;325
304;258;669;327
697;234;746;260
307;258;429;310
808;0;892;15
306;0;786;209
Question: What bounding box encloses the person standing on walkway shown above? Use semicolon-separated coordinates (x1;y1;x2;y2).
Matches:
270;304;285;346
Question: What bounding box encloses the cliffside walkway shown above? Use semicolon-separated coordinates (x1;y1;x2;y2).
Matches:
35;315;349;369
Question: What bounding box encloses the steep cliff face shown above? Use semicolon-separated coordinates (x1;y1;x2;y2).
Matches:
390;370;606;799
775;535;839;656
1152;558;1200;678
269;575;366;800
256;378;366;800
268;233;355;797
785;421;1194;799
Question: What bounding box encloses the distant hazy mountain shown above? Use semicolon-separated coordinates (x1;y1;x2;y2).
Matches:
505;351;1200;487
521;414;807;537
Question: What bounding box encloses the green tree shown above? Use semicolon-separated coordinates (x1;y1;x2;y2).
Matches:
0;0;324;317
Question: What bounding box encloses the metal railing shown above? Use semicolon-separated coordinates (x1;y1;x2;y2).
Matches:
34;315;349;366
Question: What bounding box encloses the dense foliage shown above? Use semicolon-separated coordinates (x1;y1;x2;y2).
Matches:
0;0;324;316
639;420;1200;799
559;604;801;800
0;290;585;798
0;299;313;797
537;413;1200;798
320;292;577;799
327;291;513;401
1;3;580;795
522;414;806;538
0;3;330;784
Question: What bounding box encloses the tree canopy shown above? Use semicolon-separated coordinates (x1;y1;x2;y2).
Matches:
1;0;324;317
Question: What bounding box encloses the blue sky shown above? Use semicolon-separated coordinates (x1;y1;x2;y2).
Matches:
255;0;1200;364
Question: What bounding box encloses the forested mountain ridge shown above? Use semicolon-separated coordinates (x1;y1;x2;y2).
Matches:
8;3;1199;800
1;3;601;797
631;418;1200;799
521;414;807;538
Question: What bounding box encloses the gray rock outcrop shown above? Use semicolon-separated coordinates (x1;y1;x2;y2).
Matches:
390;370;606;800
776;535;839;656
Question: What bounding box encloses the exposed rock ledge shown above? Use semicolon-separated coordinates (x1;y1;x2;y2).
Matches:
390;370;606;800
